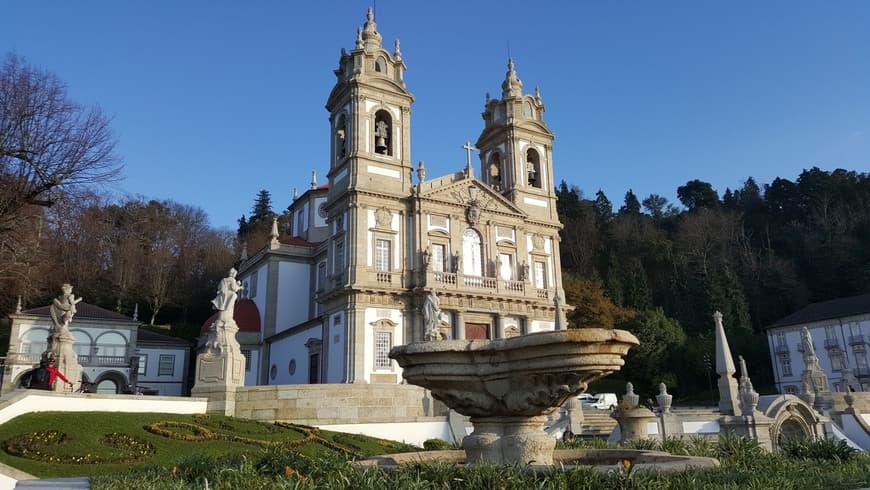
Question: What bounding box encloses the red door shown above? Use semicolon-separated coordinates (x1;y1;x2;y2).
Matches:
465;322;490;340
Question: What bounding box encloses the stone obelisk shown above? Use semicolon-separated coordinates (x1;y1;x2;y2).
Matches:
713;311;740;416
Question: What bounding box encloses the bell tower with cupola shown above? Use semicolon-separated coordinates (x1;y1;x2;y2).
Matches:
476;60;559;223
325;8;415;200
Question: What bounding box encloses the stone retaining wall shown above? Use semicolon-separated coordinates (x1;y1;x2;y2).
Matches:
233;384;447;425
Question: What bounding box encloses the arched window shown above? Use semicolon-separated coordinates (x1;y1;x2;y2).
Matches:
21;328;48;355
375;56;387;74
522;101;533;118
95;332;128;358
488;153;503;190
461;229;483;277
71;330;92;357
334;114;347;161
374;110;392;156
526;148;542;188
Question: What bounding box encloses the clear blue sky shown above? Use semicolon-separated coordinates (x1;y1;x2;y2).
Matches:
3;1;868;230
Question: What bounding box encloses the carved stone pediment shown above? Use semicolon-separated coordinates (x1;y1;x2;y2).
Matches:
420;178;526;219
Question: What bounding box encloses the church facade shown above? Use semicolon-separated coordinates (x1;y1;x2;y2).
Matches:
234;10;569;386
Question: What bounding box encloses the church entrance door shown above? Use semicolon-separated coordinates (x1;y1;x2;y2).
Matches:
465;322;490;340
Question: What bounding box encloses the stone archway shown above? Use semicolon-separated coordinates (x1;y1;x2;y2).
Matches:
765;397;819;449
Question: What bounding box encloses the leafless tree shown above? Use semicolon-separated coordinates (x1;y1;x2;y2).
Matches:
0;53;121;234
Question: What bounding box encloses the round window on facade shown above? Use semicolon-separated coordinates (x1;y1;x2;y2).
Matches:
270;364;277;380
289;359;296;375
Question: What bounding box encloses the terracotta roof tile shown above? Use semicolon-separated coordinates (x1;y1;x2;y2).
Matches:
22;302;137;323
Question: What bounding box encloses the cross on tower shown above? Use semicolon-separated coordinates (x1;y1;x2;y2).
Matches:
462;141;475;176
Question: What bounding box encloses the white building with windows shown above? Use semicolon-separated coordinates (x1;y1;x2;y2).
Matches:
766;293;870;393
2;302;192;395
224;10;570;387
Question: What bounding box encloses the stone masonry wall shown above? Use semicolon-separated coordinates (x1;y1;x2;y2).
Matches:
233;384;447;425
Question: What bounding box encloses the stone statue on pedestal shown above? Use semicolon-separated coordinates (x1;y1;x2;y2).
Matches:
45;283;84;392
194;268;246;397
423;289;442;341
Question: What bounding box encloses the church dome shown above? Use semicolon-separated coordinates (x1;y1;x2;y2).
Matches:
200;299;261;335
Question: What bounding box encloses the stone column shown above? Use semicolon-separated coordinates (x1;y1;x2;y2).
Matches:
495;314;504;340
454;311;466;340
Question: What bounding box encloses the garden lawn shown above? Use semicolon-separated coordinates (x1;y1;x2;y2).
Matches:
0;411;416;479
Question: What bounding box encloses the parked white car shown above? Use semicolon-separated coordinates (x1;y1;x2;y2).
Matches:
580;393;617;410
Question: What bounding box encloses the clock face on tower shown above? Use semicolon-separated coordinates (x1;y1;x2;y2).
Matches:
318;202;328;219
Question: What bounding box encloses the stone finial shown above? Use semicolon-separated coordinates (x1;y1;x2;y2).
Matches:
656;383;673;414
269;217;280;248
292;187;299;200
311;170;317;189
240;241;249;261
501;58;524;99
535;85;541;100
133;303;139;321
394;39;402;60
416;160;426;183
361;7;382;51
15;295;22;314
737;355;759;415
713;310;740;415
355;27;363;50
485;92;490;104
622;382;639;410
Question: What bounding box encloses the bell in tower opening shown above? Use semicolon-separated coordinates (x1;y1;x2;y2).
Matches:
374;110;392;155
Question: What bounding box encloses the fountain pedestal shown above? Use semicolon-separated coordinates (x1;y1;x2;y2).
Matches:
464;416;555;465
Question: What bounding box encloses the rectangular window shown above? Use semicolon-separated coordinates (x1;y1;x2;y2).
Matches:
241;349;251;371
375;331;392;369
138;355;148;375
335;239;345;271
849;322;862;336
431;244;445;272
250;270;259;299
831;352;845;371
499;253;514;281
825;325;837;340
776;333;786;347
375;239;391;272
158;355;175;376
534;261;546;289
781;358;792;377
317;261;327;290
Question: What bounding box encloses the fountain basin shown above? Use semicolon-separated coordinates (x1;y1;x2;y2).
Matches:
390;329;639;418
389;328;639;464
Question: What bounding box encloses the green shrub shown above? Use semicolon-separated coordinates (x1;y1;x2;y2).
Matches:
422;438;453;451
780;437;858;462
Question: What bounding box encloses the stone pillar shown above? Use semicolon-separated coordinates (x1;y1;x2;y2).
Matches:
611;383;656;442
495;314;504;340
192;316;245;415
48;330;81;393
454;311;466;340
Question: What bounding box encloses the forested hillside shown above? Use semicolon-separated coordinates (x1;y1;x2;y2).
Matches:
558;167;870;397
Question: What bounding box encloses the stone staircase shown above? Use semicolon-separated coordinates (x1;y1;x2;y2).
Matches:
579;409;616;437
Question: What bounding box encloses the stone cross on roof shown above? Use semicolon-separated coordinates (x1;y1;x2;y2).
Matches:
462;141;475;177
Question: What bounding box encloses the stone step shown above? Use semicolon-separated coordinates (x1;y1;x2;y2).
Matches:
15;477;90;489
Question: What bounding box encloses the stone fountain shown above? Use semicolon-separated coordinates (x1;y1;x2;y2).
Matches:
389;328;639;465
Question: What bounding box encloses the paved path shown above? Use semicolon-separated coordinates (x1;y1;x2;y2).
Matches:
14;477;89;489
